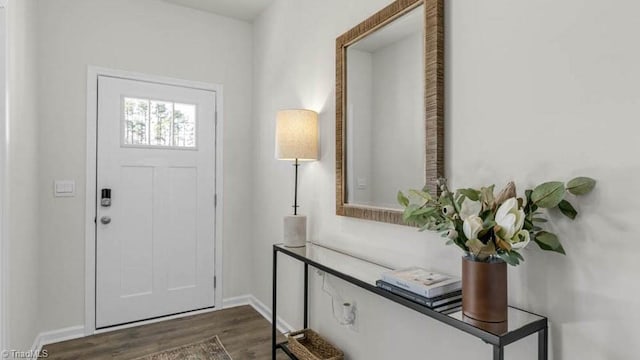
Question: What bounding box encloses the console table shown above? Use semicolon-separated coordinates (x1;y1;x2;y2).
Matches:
272;243;548;360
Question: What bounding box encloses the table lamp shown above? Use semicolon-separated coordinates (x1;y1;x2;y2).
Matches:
275;109;319;247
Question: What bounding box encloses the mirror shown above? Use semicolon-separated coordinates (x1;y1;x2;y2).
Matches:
336;0;444;225
346;5;424;209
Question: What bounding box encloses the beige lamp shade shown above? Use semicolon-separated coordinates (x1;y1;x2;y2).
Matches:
275;109;319;161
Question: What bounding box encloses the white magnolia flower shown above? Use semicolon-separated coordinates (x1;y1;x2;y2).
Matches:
463;215;484;241
459;198;482;221
446;229;458;240
495;197;531;250
511;230;531;250
495;197;525;240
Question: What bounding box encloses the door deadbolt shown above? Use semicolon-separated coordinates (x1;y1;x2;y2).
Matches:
101;188;112;207
100;216;111;225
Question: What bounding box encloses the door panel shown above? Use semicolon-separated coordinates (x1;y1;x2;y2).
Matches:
119;165;154;297
166;166;198;291
96;76;216;328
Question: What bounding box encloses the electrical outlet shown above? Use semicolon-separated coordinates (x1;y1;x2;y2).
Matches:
341;302;356;325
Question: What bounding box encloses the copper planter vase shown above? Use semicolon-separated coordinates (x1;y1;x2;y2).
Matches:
461;256;507;323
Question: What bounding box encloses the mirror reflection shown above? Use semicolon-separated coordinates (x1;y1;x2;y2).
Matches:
345;5;425;209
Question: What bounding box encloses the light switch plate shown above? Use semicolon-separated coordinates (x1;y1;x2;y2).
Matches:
54;180;75;197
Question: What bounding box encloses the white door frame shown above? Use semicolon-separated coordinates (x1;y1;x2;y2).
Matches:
0;0;8;350
85;66;224;335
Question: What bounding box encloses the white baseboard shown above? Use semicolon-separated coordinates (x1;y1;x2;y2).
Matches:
248;295;295;334
30;325;85;359
222;294;295;334
222;294;252;309
30;294;294;357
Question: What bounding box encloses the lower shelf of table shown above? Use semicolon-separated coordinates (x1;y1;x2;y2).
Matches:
276;341;300;360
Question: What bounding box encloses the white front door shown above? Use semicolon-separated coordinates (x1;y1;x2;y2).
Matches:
95;76;217;328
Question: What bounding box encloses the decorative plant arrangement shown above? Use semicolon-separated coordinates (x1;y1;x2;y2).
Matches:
397;177;596;266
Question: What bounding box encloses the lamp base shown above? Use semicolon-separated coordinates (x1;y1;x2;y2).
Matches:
283;215;307;248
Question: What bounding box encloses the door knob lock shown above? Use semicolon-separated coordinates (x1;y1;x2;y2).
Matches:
101;188;112;207
100;216;111;225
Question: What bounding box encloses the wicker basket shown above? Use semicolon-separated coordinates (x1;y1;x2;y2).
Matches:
287;329;344;360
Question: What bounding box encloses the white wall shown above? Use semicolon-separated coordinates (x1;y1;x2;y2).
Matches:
6;0;40;352
253;0;640;359
35;0;254;333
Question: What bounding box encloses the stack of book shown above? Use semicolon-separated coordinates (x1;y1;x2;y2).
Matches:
377;267;462;314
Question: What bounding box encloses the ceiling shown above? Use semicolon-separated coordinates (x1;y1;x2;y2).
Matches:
162;0;274;21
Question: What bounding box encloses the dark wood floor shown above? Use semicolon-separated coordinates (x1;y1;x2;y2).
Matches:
44;305;289;359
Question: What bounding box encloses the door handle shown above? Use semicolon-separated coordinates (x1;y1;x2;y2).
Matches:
100;216;112;225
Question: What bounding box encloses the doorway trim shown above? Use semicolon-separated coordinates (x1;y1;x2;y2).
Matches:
0;0;8;350
84;66;224;335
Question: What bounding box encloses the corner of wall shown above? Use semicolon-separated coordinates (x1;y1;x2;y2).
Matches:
5;0;42;351
30;325;85;358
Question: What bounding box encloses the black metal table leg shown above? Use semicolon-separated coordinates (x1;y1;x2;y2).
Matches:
272;248;278;360
493;345;504;360
539;326;548;360
304;263;309;329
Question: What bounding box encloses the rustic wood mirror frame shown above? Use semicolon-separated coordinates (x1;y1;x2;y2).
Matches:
336;0;444;225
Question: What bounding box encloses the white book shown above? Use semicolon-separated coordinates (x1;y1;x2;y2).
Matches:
381;267;461;298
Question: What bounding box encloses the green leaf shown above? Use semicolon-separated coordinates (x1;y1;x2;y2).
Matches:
558;199;577;220
458;188;480;201
403;204;419;222
456;195;465;210
534;231;566;255
480;210;495;222
483;219;496;229
523;218;534;231
567;177;596;195
512;251;524;261
409;189;432;202
531;181;566;208
532;217;548;223
498;251;522;266
525;189;533;203
397;191;409;207
412;207;436;216
439;194;453;207
435;222;451;231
